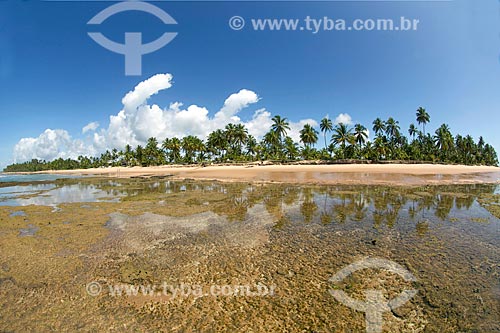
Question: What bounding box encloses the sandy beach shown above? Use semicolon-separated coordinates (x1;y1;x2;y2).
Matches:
34;163;500;185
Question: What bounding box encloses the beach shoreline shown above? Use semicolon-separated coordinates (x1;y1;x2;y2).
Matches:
13;163;500;186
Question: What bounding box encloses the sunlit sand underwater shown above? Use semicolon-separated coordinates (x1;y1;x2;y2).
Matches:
0;177;499;332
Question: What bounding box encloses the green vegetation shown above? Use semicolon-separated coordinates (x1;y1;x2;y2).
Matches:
4;108;497;172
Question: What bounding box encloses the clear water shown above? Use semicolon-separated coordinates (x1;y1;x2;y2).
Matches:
0;178;498;332
0;173;80;183
0;183;122;206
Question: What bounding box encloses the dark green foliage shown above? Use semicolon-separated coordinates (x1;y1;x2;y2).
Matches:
4;109;498;172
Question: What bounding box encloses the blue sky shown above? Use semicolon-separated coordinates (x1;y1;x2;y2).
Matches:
0;0;499;167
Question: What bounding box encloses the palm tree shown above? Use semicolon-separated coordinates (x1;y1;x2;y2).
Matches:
207;129;227;161
224;123;237;154
434;124;453;161
408;124;418;142
167;137;181;163
416;107;430;136
271;115;290;142
434;124;453;149
331;123;354;152
464;135;476;165
233;123;249;156
299;124;319;148
263;130;281;159
145;137;162;166
191;136;205;162
7;106;500;171
320;117;333;149
385;117;400;140
124;144;134;166
373;136;388;160
353;124;368;147
134;145;144;166
246;135;258;159
283;136;299;160
372;118;386;137
182;135;201;163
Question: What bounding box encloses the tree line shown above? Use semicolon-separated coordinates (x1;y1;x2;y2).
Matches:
4;107;498;172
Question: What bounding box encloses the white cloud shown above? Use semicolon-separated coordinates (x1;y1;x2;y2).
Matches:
122;73;173;112
82;122;99;134
289;119;319;143
13;129;95;162
12;73;318;163
215;89;259;123
334;113;353;125
365;129;371;142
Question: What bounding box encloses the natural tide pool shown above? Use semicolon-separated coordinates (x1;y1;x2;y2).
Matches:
0;178;498;332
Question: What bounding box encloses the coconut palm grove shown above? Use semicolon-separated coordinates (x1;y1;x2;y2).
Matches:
3;108;498;172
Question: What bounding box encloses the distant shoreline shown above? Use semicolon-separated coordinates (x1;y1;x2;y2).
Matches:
11;163;500;186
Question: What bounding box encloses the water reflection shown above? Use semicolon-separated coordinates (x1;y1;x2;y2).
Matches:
0;184;56;199
0;183;122;206
0;179;498;239
85;179;499;237
18;224;39;237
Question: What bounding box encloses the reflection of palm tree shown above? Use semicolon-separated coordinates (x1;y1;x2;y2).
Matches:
320;212;333;225
283;186;300;206
435;194;453;220
408;201;417;221
416;221;429;237
352;193;367;221
332;202;348;224
385;207;398;228
273;215;290;230
228;195;249;221
373;210;384;229
300;188;317;223
301;201;318;223
455;195;474;210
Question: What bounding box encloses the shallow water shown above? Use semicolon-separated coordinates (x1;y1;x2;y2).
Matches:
0;182;122;206
0;178;498;332
0;183;56;199
0;173;80;183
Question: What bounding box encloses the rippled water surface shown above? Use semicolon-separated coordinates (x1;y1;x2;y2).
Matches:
0;178;498;332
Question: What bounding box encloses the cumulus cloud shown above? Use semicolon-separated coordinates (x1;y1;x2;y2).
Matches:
122;73;173;112
215;89;260;123
12;73;320;163
334;113;353;125
13;129;95;162
289;119;319;143
82;122;99;134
